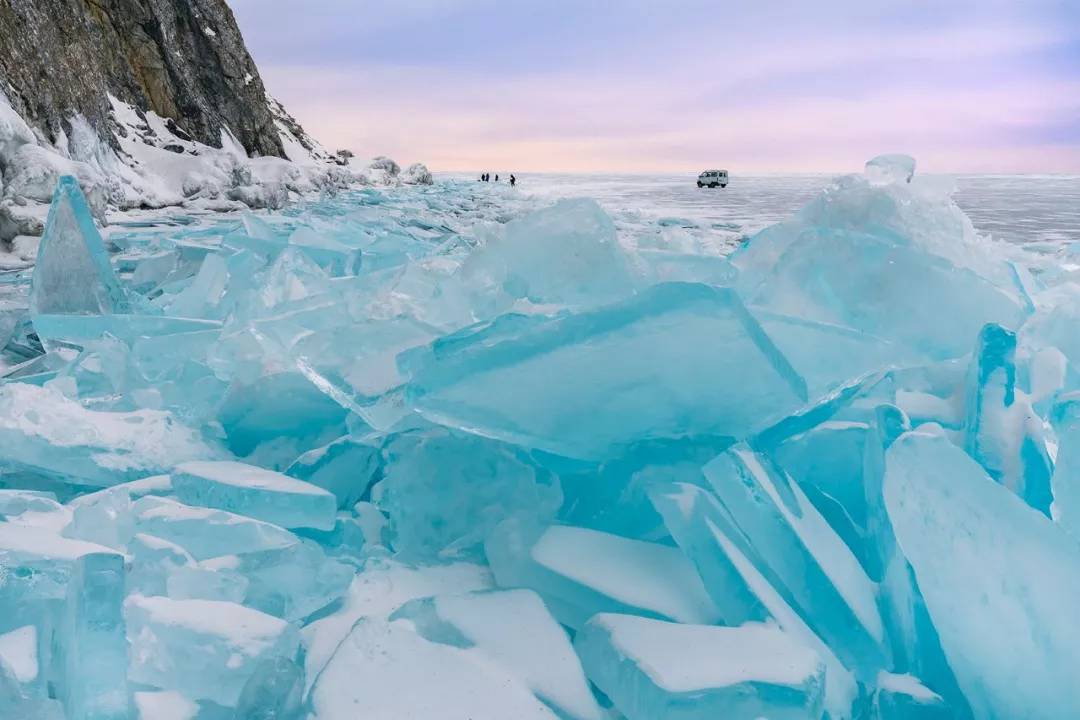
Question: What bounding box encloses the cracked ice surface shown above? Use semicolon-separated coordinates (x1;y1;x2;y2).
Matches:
0;156;1077;719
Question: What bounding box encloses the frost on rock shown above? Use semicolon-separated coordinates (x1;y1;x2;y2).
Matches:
0;154;1073;720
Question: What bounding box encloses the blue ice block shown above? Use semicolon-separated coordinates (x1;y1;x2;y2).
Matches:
378;428;561;559
124;594;299;707
885;431;1080;719
963;323;1053;515
131;496;297;560
575;614;825;720
407;282;808;460
172;460;337;531
61;552;129;720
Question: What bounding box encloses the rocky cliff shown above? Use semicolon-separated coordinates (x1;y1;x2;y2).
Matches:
0;0;284;158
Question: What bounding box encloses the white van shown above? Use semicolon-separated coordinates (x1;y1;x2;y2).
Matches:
697;170;728;188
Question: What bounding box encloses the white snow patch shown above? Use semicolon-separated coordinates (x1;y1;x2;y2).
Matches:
134;691;199;720
531;525;721;625
593;614;821;692
0;625;38;683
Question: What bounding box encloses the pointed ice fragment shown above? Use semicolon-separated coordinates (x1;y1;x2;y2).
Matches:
647;482;858;718
29;177;129;317
575;614;825;720
885;431;1080;719
702;444;887;679
963;323;1053;515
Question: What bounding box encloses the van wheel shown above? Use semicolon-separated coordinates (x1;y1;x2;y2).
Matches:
709;183;717;188
697;182;703;188
720;184;727;188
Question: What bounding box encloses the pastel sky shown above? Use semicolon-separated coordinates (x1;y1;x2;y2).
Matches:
229;0;1080;173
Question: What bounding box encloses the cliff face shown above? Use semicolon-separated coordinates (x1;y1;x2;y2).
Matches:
0;0;284;158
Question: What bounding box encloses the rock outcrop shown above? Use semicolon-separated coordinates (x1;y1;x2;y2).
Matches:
0;0;284;158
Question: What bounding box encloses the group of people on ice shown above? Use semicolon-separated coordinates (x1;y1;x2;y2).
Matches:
480;172;515;187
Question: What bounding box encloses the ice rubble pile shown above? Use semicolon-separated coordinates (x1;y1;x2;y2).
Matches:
0;155;1074;720
0;89;431;247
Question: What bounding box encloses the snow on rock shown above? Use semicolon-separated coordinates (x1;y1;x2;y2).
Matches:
401;162;434;185
0;89;427;249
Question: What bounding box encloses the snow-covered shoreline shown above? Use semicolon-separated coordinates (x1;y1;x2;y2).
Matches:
0;89;432;252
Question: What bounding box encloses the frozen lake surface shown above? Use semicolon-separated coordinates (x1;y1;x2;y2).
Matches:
445;172;1080;251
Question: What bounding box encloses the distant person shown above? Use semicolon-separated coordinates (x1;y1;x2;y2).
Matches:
510;174;516;187
495;174;499;182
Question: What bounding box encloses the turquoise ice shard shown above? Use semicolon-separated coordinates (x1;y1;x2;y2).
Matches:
1050;392;1080;538
408;282;807;460
574;614;825;720
205;541;353;621
172;460;337;531
862;405;911;581
460;198;638;308
773;419;870;565
484;518;720;629
31;314;221;346
124;594;299;707
753;310;919;397
872;672;951;719
963;323;1053;515
377;428;561;559
234;656;304;720
285;436;380;509
61;553;129;720
131;496;296;560
646;482;857;718
646;482;770;625
309;618;558;720
29;176;129;318
731;169;1028;360
126;533;195;596
884;431;1080;719
702;444;887;680
392;589;603;720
